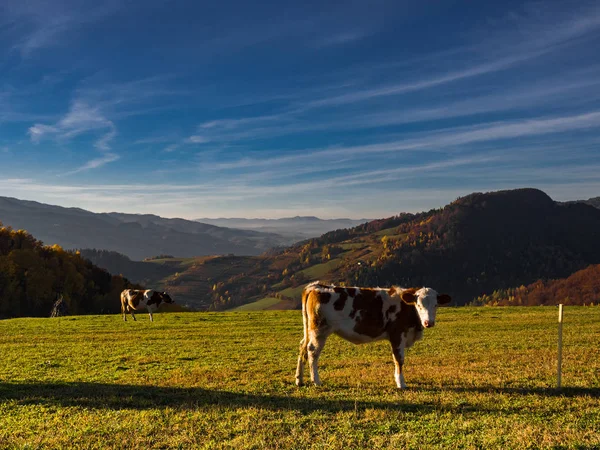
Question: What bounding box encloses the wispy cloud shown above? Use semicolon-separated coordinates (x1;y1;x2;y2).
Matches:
314;30;368;48
28;100;117;151
184;6;600;147
163;144;180;153
187;136;211;144
63;152;120;175
2;0;122;57
202;110;600;171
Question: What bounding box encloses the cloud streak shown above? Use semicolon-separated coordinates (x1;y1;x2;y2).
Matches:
63;152;120;175
28;100;117;151
2;0;122;57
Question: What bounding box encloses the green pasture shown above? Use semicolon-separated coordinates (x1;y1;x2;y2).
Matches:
0;307;599;449
298;258;343;279
277;285;306;302
231;297;282;311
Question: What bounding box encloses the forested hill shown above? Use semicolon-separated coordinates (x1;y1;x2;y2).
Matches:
471;264;600;306
341;188;600;304
0;223;140;318
185;188;600;310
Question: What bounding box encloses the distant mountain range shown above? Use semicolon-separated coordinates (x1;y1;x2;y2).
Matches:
195;216;370;241
0;197;290;260
0;197;371;261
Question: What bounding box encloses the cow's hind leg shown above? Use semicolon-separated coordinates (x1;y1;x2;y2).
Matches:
148;311;153;322
391;344;407;389
130;307;137;321
307;331;329;386
295;337;308;386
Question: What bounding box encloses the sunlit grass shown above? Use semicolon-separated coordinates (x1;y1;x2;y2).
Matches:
231;297;281;311
0;307;598;449
298;258;343;279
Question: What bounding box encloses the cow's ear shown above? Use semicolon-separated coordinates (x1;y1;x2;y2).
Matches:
437;294;451;305
401;291;416;305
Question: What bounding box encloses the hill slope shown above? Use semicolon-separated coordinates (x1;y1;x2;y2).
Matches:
0;197;289;260
158;188;600;310
341;189;600;304
471;263;600;306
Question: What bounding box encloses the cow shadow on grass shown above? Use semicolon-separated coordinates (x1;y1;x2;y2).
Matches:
407;382;600;398
1;382;597;413
0;381;424;413
0;381;497;414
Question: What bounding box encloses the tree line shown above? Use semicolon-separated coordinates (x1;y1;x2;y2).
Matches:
470;264;600;306
0;223;140;318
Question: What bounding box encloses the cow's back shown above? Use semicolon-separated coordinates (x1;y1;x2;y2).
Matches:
303;282;395;344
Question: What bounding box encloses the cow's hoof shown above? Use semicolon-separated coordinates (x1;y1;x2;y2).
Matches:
295;379;304;387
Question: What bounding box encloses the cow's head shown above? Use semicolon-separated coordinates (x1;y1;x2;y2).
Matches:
401;287;451;328
160;292;174;304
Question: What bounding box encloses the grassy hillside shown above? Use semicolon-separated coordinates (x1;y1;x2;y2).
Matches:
161;188;600;310
1;307;599;448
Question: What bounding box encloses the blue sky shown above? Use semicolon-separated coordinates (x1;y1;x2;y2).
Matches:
1;0;599;219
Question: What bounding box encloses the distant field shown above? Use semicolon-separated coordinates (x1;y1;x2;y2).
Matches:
1;307;599;449
277;284;305;301
298;258;343;279
145;256;200;267
231;297;282;311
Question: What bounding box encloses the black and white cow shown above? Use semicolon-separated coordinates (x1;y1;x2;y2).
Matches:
295;281;451;388
120;289;174;322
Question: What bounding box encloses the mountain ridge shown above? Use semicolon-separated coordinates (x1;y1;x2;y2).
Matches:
0;196;289;260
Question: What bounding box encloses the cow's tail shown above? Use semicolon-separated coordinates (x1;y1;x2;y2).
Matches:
299;285;311;363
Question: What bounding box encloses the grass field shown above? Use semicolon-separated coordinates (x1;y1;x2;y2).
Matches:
298;258;344;279
1;307;599;449
277;284;306;302
231;297;282;311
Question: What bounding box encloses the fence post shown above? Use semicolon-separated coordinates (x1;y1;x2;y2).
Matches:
557;304;564;389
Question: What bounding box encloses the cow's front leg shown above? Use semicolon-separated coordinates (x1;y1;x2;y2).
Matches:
391;344;406;389
149;312;153;322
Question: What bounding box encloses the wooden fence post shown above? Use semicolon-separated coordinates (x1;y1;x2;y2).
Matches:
557;304;564;389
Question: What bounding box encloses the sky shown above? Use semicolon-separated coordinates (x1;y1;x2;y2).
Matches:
1;0;600;220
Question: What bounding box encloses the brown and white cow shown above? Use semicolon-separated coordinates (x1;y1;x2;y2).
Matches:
120;289;174;322
295;281;451;388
